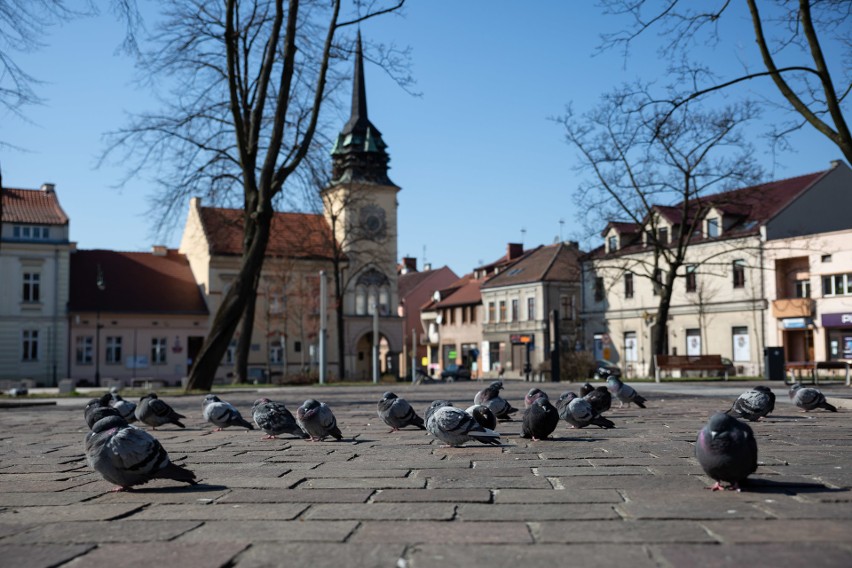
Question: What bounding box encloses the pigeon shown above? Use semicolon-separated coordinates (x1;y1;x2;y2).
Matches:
473;380;505;405
789;383;837;412
425;400;453;424
84;397;121;429
107;392;137;423
85;414;197;492
296;399;343;441
521;397;560;440
377;392;426;431
524;387;548;408
606;376;647;408
251;398;307;440
202;394;254;431
579;382;596;397
556;391;615;429
426;401;501;447
465;404;498;430
695;412;758;492
726;386;775;421
584;386;612;415
135;393;186;429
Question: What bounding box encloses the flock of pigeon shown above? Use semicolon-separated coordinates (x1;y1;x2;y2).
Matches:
81;372;839;494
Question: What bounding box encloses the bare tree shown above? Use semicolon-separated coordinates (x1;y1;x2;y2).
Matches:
102;0;405;391
0;0;141;132
558;86;762;363
599;0;852;165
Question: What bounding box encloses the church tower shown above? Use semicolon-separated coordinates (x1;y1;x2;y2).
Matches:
323;32;402;379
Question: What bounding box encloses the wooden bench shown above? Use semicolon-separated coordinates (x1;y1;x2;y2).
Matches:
654;354;729;383
786;361;851;386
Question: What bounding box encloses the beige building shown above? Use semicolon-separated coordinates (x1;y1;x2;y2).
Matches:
583;161;852;378
0;183;72;387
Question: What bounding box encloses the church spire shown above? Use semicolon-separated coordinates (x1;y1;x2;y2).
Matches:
331;32;394;186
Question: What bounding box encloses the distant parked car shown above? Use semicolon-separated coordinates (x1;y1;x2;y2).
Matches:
590;359;622;380
440;364;472;382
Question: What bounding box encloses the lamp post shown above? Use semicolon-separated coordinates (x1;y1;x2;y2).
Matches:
94;264;106;387
372;291;379;384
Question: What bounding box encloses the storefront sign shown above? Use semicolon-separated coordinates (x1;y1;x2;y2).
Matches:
782;318;809;329
510;334;534;345
822;313;852;327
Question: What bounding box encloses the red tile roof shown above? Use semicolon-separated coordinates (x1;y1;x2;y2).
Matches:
482;243;582;288
69;249;208;314
199;206;337;259
1;187;69;225
431;274;484;308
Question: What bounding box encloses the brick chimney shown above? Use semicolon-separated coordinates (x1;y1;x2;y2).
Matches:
152;245;168;256
41;183;55;194
401;257;417;274
507;243;523;260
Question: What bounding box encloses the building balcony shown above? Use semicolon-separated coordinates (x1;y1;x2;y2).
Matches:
771;298;814;319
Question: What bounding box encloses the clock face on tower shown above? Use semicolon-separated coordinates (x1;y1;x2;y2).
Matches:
359;204;387;239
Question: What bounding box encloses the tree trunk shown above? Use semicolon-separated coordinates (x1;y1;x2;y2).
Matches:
234;288;259;384
185;209;272;392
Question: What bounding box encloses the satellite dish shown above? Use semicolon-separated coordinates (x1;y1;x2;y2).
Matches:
433;290;441;301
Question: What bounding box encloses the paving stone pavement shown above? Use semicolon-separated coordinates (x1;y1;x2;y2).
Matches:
1;380;851;568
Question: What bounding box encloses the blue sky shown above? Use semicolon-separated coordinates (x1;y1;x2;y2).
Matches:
2;0;845;276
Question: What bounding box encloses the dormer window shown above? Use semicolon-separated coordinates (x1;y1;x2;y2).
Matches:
12;225;51;240
707;217;719;238
608;235;618;253
658;227;668;244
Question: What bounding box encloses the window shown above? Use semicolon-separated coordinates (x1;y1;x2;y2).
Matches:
488;302;495;322
106;337;123;364
151;337;167;365
686;329;701;356
22;272;40;302
594;277;605;302
22;329;38;361
732;327;749;362
498;301;506;322
294;341;302;353
488;341;503;371
686;265;697;293
224;340;236;364
13;225;50;240
653;269;664;296
511;299;519;322
75;336;93;364
269;340;284;364
608;235;618;252
470;306;477;323
448;307;454;325
823;273;852;296
658;227;668;244
732;260;746;289
707;217;719;238
795;279;811;298
462;306;468;324
527;297;535;321
822;254;832;263
624;272;634;299
355;286;366;315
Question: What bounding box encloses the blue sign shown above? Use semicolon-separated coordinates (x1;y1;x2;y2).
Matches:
782;318;810;329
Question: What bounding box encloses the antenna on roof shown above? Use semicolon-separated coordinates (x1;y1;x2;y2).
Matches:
521;227;526;246
559;218;565;242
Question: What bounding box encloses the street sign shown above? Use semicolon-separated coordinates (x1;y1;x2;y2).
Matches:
510;334;533;345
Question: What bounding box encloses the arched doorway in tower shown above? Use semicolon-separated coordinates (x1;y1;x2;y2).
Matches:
354;331;392;381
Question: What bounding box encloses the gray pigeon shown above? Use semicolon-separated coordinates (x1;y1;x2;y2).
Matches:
584;386;612;415
695;412;758;491
108;392;137;423
521;397;560;440
606;376;647;408
202;394;254;431
465;404;498;430
556;391;615;429
474;380;505;405
377;392;426;431
425;400;453;424
579;382;596;397
251;398;307;440
524;387;548;408
84;397;120;430
135;393;186;429
726;386;775;421
85;414;197;491
789;383;837;412
426;401;501;447
296;399;343;441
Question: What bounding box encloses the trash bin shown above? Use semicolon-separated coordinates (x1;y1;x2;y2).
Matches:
764;347;785;381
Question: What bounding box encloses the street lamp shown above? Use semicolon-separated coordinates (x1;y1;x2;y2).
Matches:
94;264;106;387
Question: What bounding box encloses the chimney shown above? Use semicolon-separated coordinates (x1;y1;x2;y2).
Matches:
152;245;168;256
401;257;417;274
424;262;432;271
507;242;523;260
41;183;55;194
